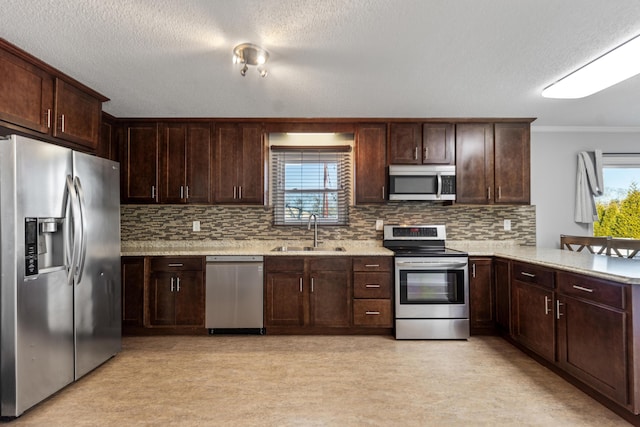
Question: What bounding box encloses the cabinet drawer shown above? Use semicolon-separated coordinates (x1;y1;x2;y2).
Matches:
265;256;304;272
353;256;392;272
353;300;392;327
308;257;350;271
512;262;554;289
557;271;625;310
150;257;203;271
353;272;392;299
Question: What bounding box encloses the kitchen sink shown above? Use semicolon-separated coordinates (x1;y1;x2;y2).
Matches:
271;246;346;252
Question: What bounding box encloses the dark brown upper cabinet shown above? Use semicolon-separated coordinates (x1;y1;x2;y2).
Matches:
160;122;213;204
388;122;454;165
121;122;160;204
355;124;387;204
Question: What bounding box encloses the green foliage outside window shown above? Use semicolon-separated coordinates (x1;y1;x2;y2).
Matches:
594;182;640;238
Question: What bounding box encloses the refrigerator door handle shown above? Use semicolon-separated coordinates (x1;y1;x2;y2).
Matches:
65;175;81;286
74;177;88;284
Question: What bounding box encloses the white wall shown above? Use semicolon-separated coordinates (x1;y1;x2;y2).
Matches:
531;127;640;249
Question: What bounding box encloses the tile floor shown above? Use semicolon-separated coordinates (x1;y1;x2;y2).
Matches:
2;335;630;426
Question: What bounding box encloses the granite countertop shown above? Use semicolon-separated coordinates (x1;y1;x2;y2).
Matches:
447;241;640;285
121;240;394;257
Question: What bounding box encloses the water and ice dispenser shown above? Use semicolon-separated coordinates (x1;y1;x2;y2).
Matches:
24;217;65;277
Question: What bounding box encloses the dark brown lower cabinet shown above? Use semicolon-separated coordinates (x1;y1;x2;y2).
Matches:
121;257;145;329
469;257;494;334
556;271;629;407
510;262;555;362
148;257;205;329
494;258;511;334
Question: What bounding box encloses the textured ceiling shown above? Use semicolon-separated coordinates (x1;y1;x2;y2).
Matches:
2;0;640;127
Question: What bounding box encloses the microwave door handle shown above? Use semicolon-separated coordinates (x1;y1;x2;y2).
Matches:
436;173;442;198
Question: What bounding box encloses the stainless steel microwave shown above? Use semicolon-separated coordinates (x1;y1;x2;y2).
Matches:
388;165;456;201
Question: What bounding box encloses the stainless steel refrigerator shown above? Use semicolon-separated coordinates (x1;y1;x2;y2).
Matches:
0;134;121;418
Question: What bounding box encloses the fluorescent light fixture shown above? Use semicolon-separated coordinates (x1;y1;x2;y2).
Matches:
542;34;640;99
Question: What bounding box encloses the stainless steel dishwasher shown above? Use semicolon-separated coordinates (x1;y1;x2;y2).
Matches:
205;255;264;334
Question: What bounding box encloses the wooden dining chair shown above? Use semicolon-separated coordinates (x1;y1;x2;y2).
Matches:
560;235;610;255
607;238;640;258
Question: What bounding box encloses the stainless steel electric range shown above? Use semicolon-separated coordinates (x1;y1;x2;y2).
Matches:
383;225;470;340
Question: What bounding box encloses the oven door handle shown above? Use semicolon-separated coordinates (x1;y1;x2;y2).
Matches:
395;261;468;269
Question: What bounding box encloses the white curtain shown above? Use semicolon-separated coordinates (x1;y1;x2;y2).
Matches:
574;150;603;224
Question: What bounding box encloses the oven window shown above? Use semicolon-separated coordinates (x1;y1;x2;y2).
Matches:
399;270;465;304
391;176;437;194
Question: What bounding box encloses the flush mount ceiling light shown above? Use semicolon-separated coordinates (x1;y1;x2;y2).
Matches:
232;43;269;77
542;34;640;99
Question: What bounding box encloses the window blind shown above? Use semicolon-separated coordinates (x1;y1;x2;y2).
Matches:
271;146;352;225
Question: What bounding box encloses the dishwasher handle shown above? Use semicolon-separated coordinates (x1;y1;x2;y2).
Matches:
206;255;264;262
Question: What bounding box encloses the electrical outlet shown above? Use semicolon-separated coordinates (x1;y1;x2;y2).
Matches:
192;221;201;232
375;219;384;231
503;219;511;231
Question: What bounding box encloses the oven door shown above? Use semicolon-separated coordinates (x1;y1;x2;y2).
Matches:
394;257;469;319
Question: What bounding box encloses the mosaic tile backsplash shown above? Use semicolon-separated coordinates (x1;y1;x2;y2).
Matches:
121;203;536;246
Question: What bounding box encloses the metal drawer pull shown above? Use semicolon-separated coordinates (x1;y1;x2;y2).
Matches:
556;300;563;319
365;284;381;288
414;147;418;160
365;311;380;315
520;272;536;278
572;285;594;293
299;277;303;293
311;277;314;293
544;296;551;315
170;277;174;292
472;263;476;278
365;264;380;268
180;186;184;199
176;277;181;292
167;263;184;267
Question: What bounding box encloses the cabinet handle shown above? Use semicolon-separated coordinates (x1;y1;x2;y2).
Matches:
487;186;491;200
180;186;184;199
239;186;243;200
472;263;476;278
60;114;66;133
382;186;385;199
170;277;174;292
185;186;189;199
151;185;156;199
167;263;184;267
544;296;551;315
176;277;181;292
311;277;314;293
45;109;51;128
414;147;418;160
365;311;380;315
520;271;536;278
498;186;502;200
365;284;381;288
572;284;594;293
556;300;563;319
299;277;303;293
365;264;380;268
424;147;429;160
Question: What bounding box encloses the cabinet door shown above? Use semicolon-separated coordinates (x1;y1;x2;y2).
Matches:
309;269;350;327
214;124;241;203
174;271;205;327
455;123;494;204
469;257;494;334
238;124;264;204
494;258;511;333
99;114;119;161
511;281;555;362
356;124;387;203
494;123;530;204
148;271;176;326
0;47;53;134
121;257;145;328
160;124;187;203
186;123;213;204
556;295;628;405
422;123;454;164
122;122;159;203
265;272;304;326
53;79;101;150
389;123;421;164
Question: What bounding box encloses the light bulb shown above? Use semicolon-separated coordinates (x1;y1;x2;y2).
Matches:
240;64;248;76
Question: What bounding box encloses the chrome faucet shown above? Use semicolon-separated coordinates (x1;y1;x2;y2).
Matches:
307;214;318;248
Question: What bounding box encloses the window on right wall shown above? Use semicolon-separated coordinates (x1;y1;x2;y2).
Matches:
593;153;640;238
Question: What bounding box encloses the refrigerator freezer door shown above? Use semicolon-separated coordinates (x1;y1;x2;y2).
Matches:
72;151;121;379
0;136;75;417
